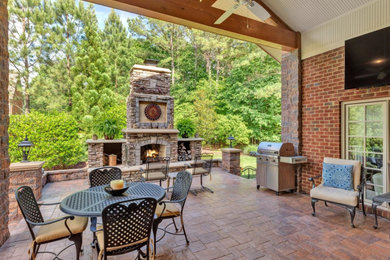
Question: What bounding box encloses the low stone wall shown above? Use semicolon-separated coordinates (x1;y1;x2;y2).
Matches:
8;162;45;221
46;167;88;182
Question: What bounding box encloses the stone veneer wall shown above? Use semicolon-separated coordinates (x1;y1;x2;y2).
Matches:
190;140;202;159
281;50;302;155
127;94;174;129
301;47;390;194
127;67;173;129
0;0;9;247
88;143;103;168
221;148;241;176
126;133;178;166
8;162;44;221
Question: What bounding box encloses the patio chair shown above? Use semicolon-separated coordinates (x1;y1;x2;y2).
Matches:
140;157;170;186
15;186;87;260
96;198;157;260
153;171;193;255
89;166;122;187
309;157;366;227
89;166;122;247
190;153;214;194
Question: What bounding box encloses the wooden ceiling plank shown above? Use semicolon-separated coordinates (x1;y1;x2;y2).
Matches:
90;0;298;49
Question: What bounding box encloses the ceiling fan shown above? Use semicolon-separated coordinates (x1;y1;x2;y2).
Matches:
214;0;271;25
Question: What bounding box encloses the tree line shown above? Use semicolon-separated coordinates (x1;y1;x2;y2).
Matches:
8;0;282;149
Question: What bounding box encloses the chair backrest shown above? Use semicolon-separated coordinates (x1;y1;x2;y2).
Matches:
193;153;213;174
101;198;157;251
145;157;170;174
15;186;43;239
323;157;361;190
171;171;193;206
89;167;122;187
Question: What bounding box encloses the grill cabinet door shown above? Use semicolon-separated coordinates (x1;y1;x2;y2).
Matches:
256;157;266;187
266;157;279;191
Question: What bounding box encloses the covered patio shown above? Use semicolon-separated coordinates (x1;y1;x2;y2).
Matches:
1;0;390;259
1;168;390;260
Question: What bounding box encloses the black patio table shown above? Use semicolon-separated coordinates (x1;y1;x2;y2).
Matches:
60;182;166;217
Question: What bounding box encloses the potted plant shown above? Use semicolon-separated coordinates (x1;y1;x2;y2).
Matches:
95;119;120;140
177;118;196;138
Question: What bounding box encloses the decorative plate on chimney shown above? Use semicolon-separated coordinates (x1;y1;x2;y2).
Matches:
144;103;162;121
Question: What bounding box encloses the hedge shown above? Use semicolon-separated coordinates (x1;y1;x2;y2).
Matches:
9;112;85;169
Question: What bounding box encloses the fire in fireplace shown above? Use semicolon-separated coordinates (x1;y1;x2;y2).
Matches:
141;144;160;164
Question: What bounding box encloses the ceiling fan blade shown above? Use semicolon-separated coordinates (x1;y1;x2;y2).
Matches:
248;1;271;21
214;3;241;24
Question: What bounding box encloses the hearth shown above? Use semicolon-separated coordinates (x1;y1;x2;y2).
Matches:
141;144;165;164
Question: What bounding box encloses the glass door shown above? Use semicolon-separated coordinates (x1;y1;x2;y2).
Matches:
346;102;387;200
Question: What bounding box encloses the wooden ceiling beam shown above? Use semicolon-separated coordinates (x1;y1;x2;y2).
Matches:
87;0;298;50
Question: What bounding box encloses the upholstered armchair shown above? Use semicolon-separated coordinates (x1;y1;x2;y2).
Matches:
309;157;366;227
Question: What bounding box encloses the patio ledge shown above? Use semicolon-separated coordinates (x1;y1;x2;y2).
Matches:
10;161;45;172
221;148;241;153
86;139;126;144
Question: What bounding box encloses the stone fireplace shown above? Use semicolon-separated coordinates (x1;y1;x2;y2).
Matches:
123;62;179;166
87;61;203;168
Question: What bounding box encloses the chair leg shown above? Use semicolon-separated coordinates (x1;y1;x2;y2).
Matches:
361;193;366;216
311;199;317;216
348;207;356;228
373;203;379;229
180;215;189;245
167;177;170;193
324;201;328;207
200;174;214;193
172;218;179;232
69;233;83;260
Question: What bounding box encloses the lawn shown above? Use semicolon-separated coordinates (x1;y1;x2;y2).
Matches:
204;149;257;179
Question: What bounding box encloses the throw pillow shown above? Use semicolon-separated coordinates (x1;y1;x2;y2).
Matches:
322;162;354;190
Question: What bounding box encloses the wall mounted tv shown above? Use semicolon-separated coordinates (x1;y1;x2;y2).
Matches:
345;26;390;89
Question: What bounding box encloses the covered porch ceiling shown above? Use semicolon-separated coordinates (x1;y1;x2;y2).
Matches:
86;0;377;61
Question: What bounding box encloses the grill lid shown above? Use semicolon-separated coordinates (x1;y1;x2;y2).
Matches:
257;142;295;156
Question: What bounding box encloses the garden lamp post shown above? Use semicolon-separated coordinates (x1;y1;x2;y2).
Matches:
18;136;33;162
228;135;235;148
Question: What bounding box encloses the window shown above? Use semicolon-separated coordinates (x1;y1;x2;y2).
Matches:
343;101;388;201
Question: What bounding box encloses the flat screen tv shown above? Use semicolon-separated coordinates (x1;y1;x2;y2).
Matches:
345;26;390;89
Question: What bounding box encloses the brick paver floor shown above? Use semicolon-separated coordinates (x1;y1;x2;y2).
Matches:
1;168;390;259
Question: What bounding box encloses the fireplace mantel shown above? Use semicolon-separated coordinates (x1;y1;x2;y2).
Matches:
123;129;179;134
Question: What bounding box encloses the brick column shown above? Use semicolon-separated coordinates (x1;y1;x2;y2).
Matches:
8;162;45;221
0;0;9;247
221;148;241;175
281;50;302;155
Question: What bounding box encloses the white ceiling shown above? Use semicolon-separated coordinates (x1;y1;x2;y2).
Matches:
261;0;376;32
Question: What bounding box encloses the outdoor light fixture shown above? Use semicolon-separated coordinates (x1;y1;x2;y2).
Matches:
228;135;235;148
18;136;33;162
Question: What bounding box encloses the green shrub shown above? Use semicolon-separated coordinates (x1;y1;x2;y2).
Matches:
177;118;196;138
93;103;126;139
9;112;85;169
243;144;258;155
215;114;251;147
95;119;120;140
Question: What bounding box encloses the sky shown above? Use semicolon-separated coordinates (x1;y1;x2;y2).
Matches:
89;2;139;29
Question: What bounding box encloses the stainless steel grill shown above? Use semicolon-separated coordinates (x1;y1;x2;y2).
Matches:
250;142;297;195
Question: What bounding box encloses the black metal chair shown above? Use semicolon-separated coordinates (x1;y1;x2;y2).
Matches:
153;171;193;255
140;157;170;186
96;198;157;260
89;166;122;187
190;153;213;194
15;186;87;260
89;166;122;247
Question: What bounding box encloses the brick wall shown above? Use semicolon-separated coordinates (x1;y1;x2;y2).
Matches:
0;0;10;247
301;46;390;193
